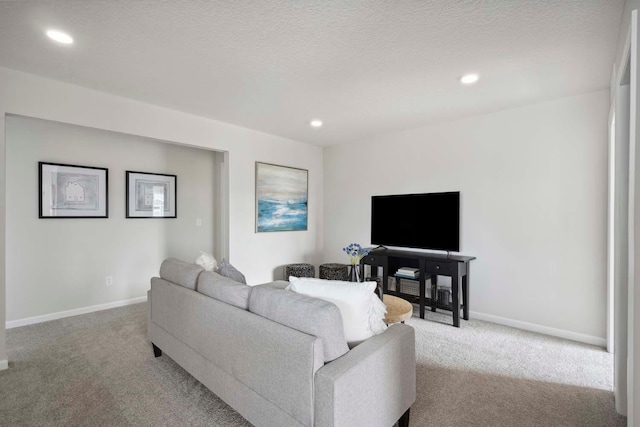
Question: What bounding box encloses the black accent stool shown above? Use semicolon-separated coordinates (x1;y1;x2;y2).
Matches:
152;343;162;357
398;408;410;427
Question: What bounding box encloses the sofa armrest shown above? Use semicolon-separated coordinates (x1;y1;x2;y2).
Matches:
314;324;416;427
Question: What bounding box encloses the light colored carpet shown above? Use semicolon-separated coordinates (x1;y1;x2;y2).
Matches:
406;309;624;427
0;303;626;427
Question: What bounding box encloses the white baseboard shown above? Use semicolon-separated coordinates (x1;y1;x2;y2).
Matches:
0;360;7;371
469;310;607;348
6;296;148;329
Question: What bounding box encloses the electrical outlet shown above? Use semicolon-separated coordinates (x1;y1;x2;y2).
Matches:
105;276;113;286
196;218;202;227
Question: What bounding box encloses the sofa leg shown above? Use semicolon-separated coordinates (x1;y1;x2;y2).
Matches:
152;343;162;357
398;408;410;427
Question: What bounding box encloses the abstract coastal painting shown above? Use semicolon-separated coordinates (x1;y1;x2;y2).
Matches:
256;162;308;232
39;162;108;218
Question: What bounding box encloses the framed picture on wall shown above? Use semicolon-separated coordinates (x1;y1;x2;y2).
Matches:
126;171;177;218
255;162;308;232
39;162;109;218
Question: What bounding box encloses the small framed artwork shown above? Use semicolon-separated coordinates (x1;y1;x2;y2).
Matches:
39;162;109;218
255;162;308;232
126;171;177;218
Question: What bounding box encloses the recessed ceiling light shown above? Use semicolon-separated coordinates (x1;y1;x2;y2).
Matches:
310;119;323;128
460;73;479;85
46;29;74;45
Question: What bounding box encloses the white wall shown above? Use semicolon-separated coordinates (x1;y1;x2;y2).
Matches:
0;67;324;365
323;90;609;341
6;115;218;322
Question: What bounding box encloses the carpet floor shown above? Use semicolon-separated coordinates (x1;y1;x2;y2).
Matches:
0;303;626;427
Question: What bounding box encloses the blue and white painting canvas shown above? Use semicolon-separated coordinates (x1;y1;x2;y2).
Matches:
256;162;308;232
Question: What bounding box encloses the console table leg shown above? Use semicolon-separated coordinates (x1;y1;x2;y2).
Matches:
419;276;426;319
462;271;469;321
383;270;389;294
452;272;460;327
430;275;437;312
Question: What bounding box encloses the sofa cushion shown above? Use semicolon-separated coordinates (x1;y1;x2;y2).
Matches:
288;277;387;346
249;286;349;363
218;258;247;284
197;270;251;310
159;257;203;290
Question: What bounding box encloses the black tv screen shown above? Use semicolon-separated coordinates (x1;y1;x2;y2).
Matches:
371;192;460;252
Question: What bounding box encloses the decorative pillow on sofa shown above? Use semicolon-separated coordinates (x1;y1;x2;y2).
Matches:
195;251;218;272
249;285;349;362
288;277;387;346
197;270;251;310
218;259;247;284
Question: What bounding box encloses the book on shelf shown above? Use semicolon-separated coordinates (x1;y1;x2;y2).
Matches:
394;273;418;280
395;276;430;284
396;267;418;274
396;273;418;279
395;267;419;278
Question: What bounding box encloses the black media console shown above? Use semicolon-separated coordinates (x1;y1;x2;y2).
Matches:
360;248;476;327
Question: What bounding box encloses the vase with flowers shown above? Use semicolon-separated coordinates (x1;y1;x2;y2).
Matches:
342;243;371;282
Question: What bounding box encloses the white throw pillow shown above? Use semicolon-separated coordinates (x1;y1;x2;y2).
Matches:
287;276;387;346
195;251;218;272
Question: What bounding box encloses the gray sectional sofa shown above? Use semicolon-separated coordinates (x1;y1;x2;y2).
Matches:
148;258;416;427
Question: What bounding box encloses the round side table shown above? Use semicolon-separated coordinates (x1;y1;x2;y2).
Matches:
383;295;413;324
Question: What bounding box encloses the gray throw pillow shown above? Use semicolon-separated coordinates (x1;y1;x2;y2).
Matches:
218;258;247;284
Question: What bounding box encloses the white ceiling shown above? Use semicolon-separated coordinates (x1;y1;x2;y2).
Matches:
0;1;624;146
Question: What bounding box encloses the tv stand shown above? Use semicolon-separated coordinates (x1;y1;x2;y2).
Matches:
360;248;476;327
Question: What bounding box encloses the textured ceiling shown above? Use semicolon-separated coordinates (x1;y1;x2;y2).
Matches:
0;1;624;146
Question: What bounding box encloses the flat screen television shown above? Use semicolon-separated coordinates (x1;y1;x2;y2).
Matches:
371;192;460;252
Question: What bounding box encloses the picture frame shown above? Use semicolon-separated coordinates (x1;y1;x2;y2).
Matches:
126;171;177;218
255;162;308;232
39;162;109;218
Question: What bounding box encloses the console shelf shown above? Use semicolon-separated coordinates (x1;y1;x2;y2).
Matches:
386;290;461;311
361;248;476;327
